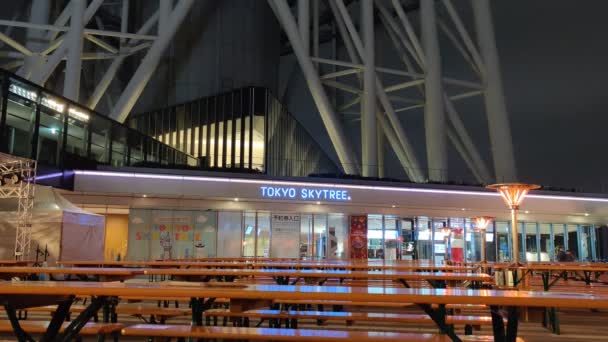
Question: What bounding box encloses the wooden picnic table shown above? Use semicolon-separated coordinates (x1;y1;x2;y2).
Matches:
0;260;33;267
474;262;608;334
143;268;492;288
1;281;607;342
0;267;144;282
59;260;477;272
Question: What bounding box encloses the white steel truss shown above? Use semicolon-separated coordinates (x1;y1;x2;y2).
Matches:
0;0;194;121
270;0;517;184
0;153;37;260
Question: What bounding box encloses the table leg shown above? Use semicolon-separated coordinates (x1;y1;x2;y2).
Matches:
490;305;519;342
56;296;108;342
190;297;216;326
3;302;34;342
41;298;74;342
418;303;461;342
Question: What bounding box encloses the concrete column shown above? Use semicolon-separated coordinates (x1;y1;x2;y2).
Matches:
420;0;447;182
472;0;517;182
361;0;377;177
63;0;85;101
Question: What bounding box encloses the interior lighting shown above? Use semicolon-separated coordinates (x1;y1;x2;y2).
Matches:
472;216;494;264
68;107;90;121
487;183;540;265
234;198;239;202
316;201;321;205
9;84;37;101
41;97;65;113
142;194;147;198
584;213;590;217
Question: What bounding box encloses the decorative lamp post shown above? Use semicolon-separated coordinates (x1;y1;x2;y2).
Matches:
486;183;540;265
472;216;494;264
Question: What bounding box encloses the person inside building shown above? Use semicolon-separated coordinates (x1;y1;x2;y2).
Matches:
556;246;567;261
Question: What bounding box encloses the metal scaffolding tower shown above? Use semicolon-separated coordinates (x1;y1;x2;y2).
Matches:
0;153;37;260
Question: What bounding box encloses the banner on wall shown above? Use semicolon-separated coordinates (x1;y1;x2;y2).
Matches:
349;215;367;259
270;214;300;258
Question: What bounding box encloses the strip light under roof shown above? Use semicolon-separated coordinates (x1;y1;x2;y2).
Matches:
72;170;608;203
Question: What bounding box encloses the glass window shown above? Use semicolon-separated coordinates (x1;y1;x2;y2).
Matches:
328;213;348;259
579;225;592;261
496;221;510;261
567;224;578;261
37;108;63;166
524;222;538;262
111;125;127;167
553;224;565;261
416;217;432;261
89;116;112;164
5;92;36;158
313;214;327;259
539;223;552;261
367;214;383;259
253;115;265;171
300;214;312;259
257;212;270;257
242;212;256;257
384;216;399;261
217;211;242;258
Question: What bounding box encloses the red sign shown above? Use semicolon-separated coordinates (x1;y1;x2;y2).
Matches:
349;215;368;259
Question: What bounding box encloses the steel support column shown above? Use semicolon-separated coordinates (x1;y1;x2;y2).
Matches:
110;0;195;123
361;0;377;177
269;0;358;174
86;11;159;109
298;0;309;53
472;0;517;182
17;0;49;79
63;0;85;101
420;0;447;182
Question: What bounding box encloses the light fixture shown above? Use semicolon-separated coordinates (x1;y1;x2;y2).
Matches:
142;194;147;198
584;213;590;217
487;183;540;265
524;210;530;214
391;204;396;208
316;201;321;205
461;208;466;211
234;198;239;202
473;216;494;264
50;128;58;135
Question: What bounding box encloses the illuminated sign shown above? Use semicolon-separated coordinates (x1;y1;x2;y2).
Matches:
260;186;351;201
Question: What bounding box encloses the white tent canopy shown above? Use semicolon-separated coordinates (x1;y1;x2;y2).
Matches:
0;186;105;264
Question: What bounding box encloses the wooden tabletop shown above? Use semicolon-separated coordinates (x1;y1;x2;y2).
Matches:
0;281;606;309
0;267;144;276
58;260;476;272
143;268;492;282
480;263;608;272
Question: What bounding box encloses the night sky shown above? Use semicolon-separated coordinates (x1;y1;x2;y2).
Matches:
284;1;608;193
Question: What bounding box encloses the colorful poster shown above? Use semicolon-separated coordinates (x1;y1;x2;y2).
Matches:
450;228;464;262
349;215;368;259
127;209;218;260
270;214;300;258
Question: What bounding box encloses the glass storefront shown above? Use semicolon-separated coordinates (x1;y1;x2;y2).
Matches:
125;208;603;262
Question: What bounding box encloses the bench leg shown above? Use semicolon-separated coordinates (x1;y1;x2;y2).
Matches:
464;325;473;335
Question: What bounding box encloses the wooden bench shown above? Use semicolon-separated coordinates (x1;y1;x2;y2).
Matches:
204;309;498;334
121;324;523;341
0;321;123;338
115;304;191;323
